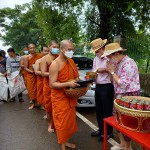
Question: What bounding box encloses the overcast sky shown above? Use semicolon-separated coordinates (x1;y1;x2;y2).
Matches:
0;0;32;51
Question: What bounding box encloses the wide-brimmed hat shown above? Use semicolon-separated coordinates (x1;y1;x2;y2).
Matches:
101;43;126;57
90;38;107;52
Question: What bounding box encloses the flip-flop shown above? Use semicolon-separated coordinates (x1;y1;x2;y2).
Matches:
110;145;124;150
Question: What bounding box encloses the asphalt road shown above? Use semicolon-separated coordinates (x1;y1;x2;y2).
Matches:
0;91;105;150
0;91;143;150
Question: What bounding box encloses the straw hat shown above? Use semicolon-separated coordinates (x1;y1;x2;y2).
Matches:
101;43;126;57
90;38;107;52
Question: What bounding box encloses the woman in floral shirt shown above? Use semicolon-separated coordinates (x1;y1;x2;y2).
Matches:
102;43;140;150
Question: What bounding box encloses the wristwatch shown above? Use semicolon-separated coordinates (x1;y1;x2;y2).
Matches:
111;71;116;75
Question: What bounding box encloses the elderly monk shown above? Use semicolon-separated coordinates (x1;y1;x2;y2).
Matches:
24;43;42;109
20;46;29;85
34;46;49;108
41;40;59;132
49;40;80;150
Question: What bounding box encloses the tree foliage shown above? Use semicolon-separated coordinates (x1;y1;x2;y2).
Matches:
0;0;149;56
127;34;150;73
84;0;150;40
32;0;83;44
0;3;44;51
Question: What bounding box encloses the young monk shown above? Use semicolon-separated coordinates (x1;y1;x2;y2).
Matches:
49;40;80;150
24;43;42;109
34;46;49;108
40;40;59;132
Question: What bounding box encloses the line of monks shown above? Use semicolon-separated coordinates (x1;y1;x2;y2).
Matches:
20;40;80;150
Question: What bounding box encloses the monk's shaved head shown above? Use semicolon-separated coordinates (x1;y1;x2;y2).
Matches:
48;40;58;46
60;40;73;49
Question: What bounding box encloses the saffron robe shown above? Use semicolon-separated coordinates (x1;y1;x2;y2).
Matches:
51;58;79;144
22;70;28;86
26;53;42;100
43;73;52;113
37;75;44;105
43;55;58;113
22;70;28;78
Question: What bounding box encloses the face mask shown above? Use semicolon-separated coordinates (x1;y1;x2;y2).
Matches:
51;48;59;55
24;51;29;55
64;50;74;58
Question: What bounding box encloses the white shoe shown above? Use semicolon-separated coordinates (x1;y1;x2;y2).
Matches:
111;145;124;150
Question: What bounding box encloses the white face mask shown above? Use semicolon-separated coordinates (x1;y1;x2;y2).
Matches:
24;50;29;55
64;50;74;58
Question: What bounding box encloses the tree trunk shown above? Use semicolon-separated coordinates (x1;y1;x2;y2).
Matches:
96;0;113;39
145;59;149;73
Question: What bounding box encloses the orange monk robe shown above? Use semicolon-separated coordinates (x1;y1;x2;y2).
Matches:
22;70;28;86
37;75;44;105
26;53;42;101
43;64;52;113
22;70;28;79
43;55;58;113
51;58;79;144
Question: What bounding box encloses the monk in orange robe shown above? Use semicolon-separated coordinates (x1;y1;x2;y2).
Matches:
24;43;42;109
49;40;80;150
41;40;59;132
34;46;49;107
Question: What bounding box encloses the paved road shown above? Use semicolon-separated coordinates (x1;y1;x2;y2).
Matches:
0;91;107;150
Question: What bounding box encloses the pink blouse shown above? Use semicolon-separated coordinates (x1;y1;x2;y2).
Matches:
93;56;111;84
114;55;140;94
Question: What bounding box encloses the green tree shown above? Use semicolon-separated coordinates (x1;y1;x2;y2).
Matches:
0;3;44;52
32;0;83;44
127;34;150;73
84;0;150;40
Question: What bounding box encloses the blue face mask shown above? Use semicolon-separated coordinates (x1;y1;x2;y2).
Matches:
24;50;29;55
51;48;59;55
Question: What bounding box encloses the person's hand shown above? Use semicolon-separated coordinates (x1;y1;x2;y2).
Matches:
67;80;80;88
96;68;107;73
106;61;116;73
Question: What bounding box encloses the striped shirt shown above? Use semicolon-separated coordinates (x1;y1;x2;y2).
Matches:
6;56;21;73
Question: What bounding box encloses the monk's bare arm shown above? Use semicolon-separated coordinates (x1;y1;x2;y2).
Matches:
34;59;41;75
49;61;79;89
19;56;24;74
41;57;49;77
20;56;24;68
24;56;34;73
